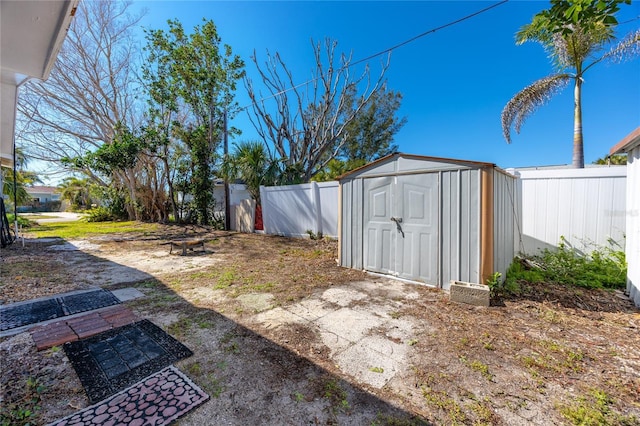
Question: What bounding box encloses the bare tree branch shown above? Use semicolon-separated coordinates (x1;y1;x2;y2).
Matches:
246;38;389;181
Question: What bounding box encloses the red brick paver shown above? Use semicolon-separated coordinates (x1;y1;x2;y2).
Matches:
31;305;139;350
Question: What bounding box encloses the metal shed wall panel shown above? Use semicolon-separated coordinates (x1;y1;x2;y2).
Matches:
493;171;517;279
340;179;364;270
439;169;481;289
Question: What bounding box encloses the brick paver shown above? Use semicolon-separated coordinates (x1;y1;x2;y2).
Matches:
31;305;138;350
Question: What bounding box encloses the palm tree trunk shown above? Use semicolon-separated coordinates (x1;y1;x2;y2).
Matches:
572;77;584;168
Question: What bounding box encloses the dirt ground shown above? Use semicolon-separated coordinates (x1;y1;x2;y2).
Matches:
1;224;639;425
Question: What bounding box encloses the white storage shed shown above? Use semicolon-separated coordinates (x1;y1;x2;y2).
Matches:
338;153;518;289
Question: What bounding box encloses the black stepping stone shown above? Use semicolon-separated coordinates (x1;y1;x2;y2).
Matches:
0;289;121;332
0;298;63;331
64;319;193;403
59;289;120;315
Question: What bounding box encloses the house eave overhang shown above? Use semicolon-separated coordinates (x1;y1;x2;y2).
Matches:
610;127;640;155
1;0;78;168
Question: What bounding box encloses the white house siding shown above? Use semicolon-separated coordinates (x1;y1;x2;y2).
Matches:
512;167;627;255
625;146;640;306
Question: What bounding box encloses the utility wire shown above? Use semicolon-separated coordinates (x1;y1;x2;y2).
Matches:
241;0;510;110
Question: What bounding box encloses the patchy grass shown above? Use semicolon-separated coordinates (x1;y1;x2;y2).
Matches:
558;388;638;425
28;220;159;239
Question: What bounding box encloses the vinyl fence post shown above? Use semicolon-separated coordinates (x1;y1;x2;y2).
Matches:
311;181;322;236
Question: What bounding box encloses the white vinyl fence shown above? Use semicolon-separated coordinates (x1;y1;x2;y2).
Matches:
260;181;339;238
511;166;627;255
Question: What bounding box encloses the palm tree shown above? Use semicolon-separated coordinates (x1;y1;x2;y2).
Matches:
58;177;92;210
222;141;280;204
502;1;640;168
1;147;41;206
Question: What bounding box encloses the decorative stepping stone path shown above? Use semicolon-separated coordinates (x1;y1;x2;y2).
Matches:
46;366;209;426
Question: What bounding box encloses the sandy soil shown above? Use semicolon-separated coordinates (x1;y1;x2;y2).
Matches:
1;225;639;425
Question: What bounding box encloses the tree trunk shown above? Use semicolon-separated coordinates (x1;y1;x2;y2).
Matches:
572;77;584;168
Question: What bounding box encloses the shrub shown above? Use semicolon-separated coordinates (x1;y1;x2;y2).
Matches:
84;206;113;222
537;238;626;289
6;214;34;228
507;238;627;290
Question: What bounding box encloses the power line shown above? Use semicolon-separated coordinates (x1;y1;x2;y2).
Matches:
241;0;510;111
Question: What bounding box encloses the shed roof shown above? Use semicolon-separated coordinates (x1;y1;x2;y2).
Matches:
337;152;499;181
610;127;640;155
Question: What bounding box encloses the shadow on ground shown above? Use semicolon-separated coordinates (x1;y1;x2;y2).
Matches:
0;235;431;425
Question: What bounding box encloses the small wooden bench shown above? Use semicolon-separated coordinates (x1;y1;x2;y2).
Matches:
167;239;206;256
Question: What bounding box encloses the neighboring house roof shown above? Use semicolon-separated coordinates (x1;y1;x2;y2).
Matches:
26;186;59;195
1;0;78;168
610;127;640;155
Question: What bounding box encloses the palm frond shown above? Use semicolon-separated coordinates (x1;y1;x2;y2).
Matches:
501;74;571;144
600;28;640;64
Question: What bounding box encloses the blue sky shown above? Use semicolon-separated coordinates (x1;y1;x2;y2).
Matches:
133;0;640;169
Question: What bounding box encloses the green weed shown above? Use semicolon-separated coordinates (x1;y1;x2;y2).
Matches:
167;317;193;337
0;377;45;426
215;268;237;289
6;214;34;228
371;413;430;425
459;356;493;381
422;386;467;424
205;373;225;398
558;388;638;425
322;378;350;413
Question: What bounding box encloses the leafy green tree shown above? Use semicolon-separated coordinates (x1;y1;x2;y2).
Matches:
340;83;405;164
1;170;40;207
502;0;640;168
311;158;367;182
144;19;245;224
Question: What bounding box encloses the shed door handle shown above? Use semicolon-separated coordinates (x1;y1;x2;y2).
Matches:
390;217;402;223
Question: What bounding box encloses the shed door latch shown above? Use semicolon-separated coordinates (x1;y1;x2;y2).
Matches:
390;217;404;238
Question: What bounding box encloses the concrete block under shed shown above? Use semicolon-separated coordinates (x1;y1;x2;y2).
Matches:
450;281;490;307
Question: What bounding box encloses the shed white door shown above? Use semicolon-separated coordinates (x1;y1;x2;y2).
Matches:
363;176;395;274
363;173;439;284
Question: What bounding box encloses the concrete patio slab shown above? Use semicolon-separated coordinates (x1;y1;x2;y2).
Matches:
110;287;145;302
